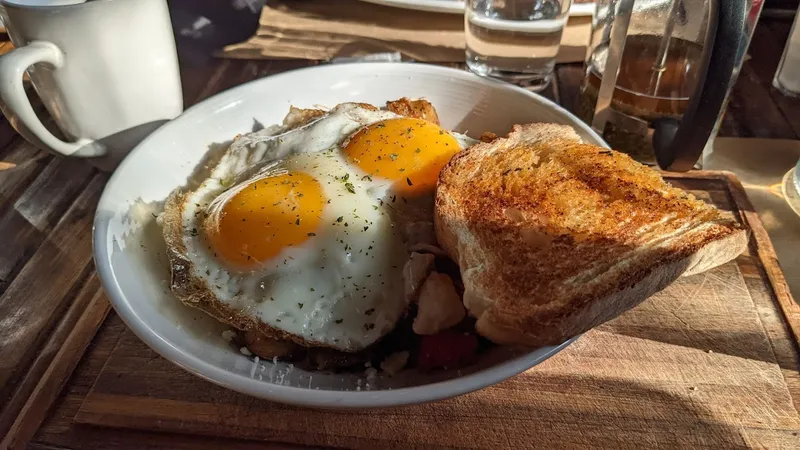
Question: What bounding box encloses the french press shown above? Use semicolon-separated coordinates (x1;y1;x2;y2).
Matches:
580;0;748;171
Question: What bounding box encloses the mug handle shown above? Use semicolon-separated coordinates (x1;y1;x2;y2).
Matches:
0;41;103;157
651;0;747;171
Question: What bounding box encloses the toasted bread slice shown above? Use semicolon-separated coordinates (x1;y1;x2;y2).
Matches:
435;124;747;347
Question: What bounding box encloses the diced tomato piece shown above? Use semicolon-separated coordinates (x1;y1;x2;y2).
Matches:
418;330;478;371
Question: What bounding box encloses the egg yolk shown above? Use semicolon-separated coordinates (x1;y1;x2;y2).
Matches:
204;171;325;268
344;118;460;196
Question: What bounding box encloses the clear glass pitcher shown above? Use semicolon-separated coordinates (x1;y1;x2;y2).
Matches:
579;0;761;171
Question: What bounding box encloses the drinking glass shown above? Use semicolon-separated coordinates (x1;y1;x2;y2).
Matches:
774;6;800;213
773;4;800;98
465;0;572;91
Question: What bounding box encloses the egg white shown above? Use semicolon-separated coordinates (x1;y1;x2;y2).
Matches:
173;103;476;351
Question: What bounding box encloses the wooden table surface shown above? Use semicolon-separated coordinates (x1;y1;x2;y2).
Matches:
1;15;800;450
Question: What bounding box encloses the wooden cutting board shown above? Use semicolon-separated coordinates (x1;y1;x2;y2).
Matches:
74;172;800;449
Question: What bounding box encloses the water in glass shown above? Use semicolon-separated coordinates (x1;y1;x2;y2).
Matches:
465;0;571;91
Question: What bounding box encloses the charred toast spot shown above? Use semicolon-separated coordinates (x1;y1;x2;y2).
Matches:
436;123;745;346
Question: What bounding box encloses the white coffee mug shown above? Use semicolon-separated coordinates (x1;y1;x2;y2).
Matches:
0;0;183;169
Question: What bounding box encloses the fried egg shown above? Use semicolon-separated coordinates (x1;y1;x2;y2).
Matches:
168;103;475;351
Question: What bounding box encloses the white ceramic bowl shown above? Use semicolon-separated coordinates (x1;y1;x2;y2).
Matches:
93;63;605;408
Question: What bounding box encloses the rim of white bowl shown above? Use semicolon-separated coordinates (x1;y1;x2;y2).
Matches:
93;62;601;408
356;0;465;14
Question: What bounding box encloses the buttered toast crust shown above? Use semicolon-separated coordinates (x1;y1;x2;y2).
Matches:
435;124;747;347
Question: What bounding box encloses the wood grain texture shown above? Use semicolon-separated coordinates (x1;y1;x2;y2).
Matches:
1;277;110;450
67;174;800;450
0;140;51;214
720;20;800;141
724;172;800;353
0;156;95;292
743;20;800;140
0;273;104;439
0;174;104;439
29;317;320;450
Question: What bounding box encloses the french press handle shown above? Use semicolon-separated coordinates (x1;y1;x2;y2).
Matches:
652;0;748;171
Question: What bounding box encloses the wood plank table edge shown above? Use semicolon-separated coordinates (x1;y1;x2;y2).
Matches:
1;290;111;450
666;169;800;414
672;170;800;347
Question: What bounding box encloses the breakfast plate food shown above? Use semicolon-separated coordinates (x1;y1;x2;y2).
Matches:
94;63;745;408
356;0;596;16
